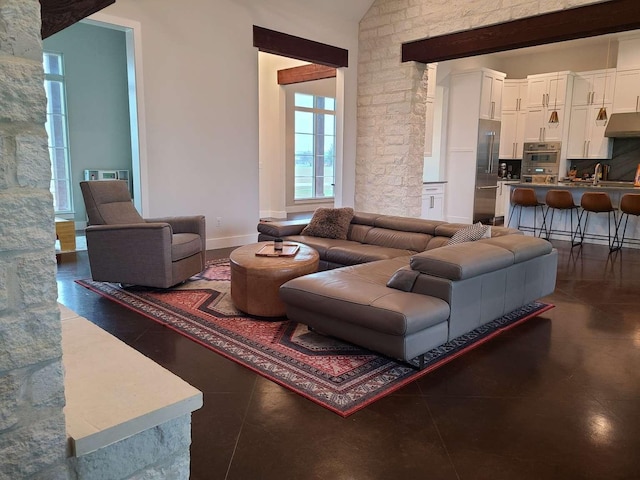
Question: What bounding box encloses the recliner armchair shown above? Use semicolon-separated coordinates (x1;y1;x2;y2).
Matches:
80;180;206;288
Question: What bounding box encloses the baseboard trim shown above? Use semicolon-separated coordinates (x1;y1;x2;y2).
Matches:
206;234;257;250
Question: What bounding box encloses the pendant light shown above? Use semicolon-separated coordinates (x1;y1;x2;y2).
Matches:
548;71;560;129
595;38;612;127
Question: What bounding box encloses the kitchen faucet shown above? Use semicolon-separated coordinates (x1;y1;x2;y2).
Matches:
593;163;602;186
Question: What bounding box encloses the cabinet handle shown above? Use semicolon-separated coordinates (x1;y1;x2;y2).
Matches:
586;140;590;157
583;140;587;157
546;93;550;106
517;98;520;111
430;196;435;209
637;96;639;112
513;143;516;158
542;94;545;106
491;101;495;119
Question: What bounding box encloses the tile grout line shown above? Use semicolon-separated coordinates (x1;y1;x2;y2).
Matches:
224;376;258;480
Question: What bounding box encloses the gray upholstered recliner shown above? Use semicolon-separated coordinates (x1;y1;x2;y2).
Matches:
80;180;206;288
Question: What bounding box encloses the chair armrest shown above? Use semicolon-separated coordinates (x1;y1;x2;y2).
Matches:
85;223;173;256
145;215;205;235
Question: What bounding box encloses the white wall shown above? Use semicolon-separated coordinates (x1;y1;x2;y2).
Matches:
258;53;307;219
44;23;132;226
100;0;361;249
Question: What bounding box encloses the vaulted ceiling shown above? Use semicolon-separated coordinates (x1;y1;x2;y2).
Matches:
40;0;115;39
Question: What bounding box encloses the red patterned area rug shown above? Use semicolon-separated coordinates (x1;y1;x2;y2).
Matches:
76;259;553;417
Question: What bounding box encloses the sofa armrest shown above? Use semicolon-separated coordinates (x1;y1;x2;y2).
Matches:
257;219;308;238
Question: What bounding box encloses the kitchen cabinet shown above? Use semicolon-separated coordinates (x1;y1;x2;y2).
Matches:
527;71;571;108
479;69;505;120
524;72;573;143
612;69;640;113
499;80;527;159
523;105;566;142
495;180;518;218
421;183;445;220
572;69;616;106
567;104;613;159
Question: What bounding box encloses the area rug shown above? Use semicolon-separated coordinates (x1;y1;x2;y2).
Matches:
76;259;553;417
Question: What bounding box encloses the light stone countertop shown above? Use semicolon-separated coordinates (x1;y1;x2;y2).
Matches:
59;304;203;456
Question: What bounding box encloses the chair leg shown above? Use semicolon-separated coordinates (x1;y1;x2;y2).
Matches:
609;210;621;252
537;205;547;238
545;208;555;240
572;209;586;247
507;205;516;228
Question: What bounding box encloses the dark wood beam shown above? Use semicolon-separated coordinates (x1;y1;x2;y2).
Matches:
40;0;116;39
277;64;337;85
402;0;640;64
253;25;348;68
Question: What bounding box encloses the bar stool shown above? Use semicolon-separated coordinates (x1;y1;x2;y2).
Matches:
507;188;546;236
543;190;580;245
616;193;640;249
576;191;619;251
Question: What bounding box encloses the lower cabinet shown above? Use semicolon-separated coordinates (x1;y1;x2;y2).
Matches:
421;183;445;220
495;181;518;218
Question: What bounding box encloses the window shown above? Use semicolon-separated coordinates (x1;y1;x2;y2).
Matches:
293;93;335;200
43;52;73;214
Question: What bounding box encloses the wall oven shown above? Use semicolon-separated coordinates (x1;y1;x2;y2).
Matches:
521;142;561;182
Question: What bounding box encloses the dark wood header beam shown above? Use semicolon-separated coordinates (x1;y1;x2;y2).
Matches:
40;0;116;39
278;64;337;85
402;0;640;64
253;25;348;68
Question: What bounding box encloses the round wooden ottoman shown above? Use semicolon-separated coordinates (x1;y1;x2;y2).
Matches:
229;242;319;317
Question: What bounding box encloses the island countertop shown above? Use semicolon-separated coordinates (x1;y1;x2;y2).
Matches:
508;180;639;191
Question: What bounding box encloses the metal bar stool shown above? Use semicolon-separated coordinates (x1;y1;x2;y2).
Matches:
576;191;619;252
616;193;640;249
507;187;546;236
543;190;580;245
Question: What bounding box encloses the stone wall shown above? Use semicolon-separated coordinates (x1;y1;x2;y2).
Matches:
0;0;70;478
356;0;609;217
69;415;192;480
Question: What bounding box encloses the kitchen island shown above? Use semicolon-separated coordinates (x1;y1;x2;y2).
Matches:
503;181;640;249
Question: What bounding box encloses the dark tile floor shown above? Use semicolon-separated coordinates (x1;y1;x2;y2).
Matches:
56;240;640;480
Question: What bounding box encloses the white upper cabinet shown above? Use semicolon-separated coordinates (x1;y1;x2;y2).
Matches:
527;72;571;108
612;69;640;113
523;105;566;143
502;80;527;112
500;80;528;159
566;104;613;159
479;69;506;120
572;69;616;106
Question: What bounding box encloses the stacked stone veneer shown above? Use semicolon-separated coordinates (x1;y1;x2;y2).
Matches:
0;0;71;478
69;415;192;480
356;0;608;217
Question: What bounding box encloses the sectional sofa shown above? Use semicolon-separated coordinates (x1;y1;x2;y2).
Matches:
257;211;557;367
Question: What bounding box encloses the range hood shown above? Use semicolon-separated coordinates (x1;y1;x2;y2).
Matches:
604;113;640;138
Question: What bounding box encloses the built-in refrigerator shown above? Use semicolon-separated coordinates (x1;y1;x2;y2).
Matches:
473;119;501;223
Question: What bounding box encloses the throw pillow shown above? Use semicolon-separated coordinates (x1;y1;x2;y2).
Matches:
446;222;490;245
301;207;354;240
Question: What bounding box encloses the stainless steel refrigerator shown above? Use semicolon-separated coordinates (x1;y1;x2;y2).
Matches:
473;119;501;224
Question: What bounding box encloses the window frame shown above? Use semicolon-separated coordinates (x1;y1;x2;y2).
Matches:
287;89;336;204
43;51;74;215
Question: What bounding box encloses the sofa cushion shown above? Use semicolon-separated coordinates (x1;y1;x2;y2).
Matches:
325;244;416;266
301;207;354;239
410;242;514;280
171;233;202;261
446;222;490;245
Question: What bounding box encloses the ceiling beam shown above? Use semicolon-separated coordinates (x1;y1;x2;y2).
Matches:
40;0;116;39
402;0;640;64
253;25;348;68
277;64;337;85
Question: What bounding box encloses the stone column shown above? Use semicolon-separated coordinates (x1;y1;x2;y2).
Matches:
0;0;70;478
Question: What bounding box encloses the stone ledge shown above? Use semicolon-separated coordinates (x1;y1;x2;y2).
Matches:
59;304;203;457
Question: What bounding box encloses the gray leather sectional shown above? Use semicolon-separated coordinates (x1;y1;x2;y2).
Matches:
257;213;557;367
